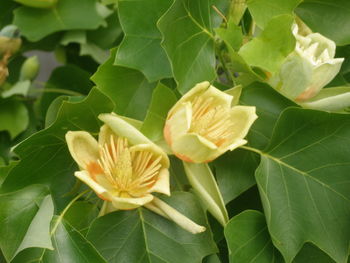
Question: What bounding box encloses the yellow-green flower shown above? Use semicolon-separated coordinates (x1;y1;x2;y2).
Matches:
164;81;257;163
66;113;205;234
66;113;170;210
269;24;344;102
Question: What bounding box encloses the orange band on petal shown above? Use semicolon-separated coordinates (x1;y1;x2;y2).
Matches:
87;162;104;180
163;123;172;146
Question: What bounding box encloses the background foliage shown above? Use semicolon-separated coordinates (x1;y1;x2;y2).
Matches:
0;0;349;262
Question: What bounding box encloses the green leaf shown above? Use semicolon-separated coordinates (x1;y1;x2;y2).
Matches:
141;83;177;142
1;88;114;211
225;210;283;263
0;98;29;139
247;0;302;28
13;0;105;41
296;0;350;46
215;19;243;51
0;185;50;262
64;201;99;234
238;15;295;73
92;48;156;120
214;149;259;204
115;0;173;82
39;65;93;118
240;82;297;150
42;217;106;263
183;163;228;226
158;0;216;93
252;108;350;263
87;192;217;263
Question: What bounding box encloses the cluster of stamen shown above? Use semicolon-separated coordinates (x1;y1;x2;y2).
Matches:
189;96;234;146
96;136;162;197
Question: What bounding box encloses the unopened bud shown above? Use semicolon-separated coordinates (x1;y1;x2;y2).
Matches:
20;56;40;81
14;0;58;9
0;25;21;55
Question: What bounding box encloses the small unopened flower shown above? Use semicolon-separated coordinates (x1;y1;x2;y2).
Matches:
164;81;257;163
269;24;344;102
66;113;205;234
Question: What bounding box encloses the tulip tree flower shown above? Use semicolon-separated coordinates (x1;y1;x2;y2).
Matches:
164;82;257;226
269;24;350;112
66;113;205;234
164;81;257;163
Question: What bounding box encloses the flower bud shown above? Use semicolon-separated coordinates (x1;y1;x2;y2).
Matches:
269;25;344;102
14;0;58;9
20;56;40;81
164;81;257;163
0;25;21;55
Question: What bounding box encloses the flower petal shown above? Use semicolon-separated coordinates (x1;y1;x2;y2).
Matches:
228;106;258;140
109;194;154;210
148;168;170;196
98;124;115;146
300;87;350;112
171;133;218;163
99;113;152;145
164;102;192;145
145;197;206;234
66;131;99;169
75;171;110;200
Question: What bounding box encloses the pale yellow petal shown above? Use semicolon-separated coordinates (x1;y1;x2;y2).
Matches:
99;113;152;145
171;133;218;163
148;168;170;196
109;194;154;210
201;85;233;108
145;197;206;234
228;106;257;141
98;124;115;146
66;131;99;169
164;102;192;144
75;171;108;198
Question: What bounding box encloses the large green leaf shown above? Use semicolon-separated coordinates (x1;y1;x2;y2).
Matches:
42;218;106;263
87;192;217;263
225;210;283;263
296;0;350;46
91;48;156;120
141;82;177;142
12;218;107;263
214;83;296;204
158;0;217;93
252;108;350;263
214;149;259;204
247;0;302;28
0;98;29;139
39;65;93;118
13;0;105;41
240;82;297;150
225;210;335;263
115;0;173;82
0;89;114;211
0;185;51;262
238;15;295;73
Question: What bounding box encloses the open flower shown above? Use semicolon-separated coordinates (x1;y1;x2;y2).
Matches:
66;113;170;210
164;81;257;163
66;113;205;234
269;24;344;102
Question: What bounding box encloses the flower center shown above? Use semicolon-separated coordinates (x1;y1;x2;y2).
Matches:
189;96;234;146
94;136;162;197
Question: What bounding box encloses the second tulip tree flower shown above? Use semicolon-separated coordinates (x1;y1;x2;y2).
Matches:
164;81;257;226
269;24;350;112
164;81;257;163
66;113;205;234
